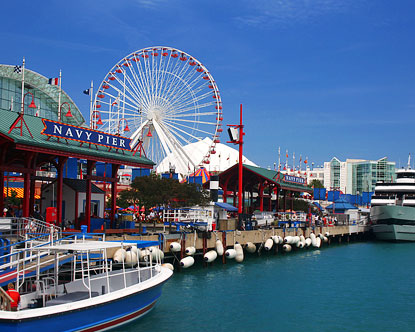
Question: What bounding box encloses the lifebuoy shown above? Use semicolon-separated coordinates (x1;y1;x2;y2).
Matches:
292;214;297;221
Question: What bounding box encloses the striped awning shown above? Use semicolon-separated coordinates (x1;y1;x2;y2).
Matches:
3;187;40;199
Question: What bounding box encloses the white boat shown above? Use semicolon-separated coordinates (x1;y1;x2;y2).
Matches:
0;239;172;331
370;155;415;241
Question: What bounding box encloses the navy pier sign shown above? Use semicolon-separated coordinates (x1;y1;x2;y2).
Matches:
41;119;132;151
283;174;306;185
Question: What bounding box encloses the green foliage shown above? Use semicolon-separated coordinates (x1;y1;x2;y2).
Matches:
309;179;324;188
5;190;21;207
118;174;210;212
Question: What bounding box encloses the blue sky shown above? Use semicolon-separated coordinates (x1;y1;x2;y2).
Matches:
1;0;415;169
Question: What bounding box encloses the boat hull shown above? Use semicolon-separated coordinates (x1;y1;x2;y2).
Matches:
0;273;171;332
370;205;415;241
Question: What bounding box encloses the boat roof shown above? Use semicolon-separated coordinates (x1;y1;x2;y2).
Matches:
36;240;160;251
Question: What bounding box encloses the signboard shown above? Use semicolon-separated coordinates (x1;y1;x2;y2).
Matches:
283;174;306;185
41;119;132;151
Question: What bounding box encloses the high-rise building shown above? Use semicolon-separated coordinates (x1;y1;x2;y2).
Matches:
324;157;395;194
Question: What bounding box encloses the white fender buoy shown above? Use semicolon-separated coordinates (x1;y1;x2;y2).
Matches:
323;236;328;243
245;242;256;253
277;235;283;244
310;233;317;247
170;242;181;252
149;247;164;260
318;234;325;240
180;256;194;268
162;263;174;271
293;236;300;245
125;250;138;266
264;238;274;251
271;236;279;244
284;236;293;244
299;235;306;243
316;237;322;248
235;243;244;263
113;248;126;263
185;246;196;256
130;245;138;255
325;232;330;237
225;248;237;259
305;238;312;247
283;244;292;252
296;241;304;248
215;240;224;256
310;233;316;240
140;249;151;261
204;250;218;263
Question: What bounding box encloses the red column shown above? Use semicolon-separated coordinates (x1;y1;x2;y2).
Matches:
85;160;95;232
237;104;244;215
23;153;34;218
110;164;120;229
259;182;264;212
29;177;35;217
276;187;280;213
222;183;228;203
0;171;4;214
56;157;67;225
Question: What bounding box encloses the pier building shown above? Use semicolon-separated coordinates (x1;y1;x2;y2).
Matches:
0;64;154;231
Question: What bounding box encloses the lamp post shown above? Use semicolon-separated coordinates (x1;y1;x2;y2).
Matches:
60;102;73;120
23;91;37;114
118;118;130;134
227;104;244;229
91;110;103;129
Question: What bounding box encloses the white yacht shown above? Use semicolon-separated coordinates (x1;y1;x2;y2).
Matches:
370;155;415;241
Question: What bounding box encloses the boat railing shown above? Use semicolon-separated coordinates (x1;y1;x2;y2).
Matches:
0;234;106;288
49;245;163;302
0;217;61;242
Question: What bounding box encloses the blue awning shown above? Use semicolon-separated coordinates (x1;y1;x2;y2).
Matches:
215;202;238;212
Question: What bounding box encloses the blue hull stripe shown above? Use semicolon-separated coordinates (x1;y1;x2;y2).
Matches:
0;283;165;332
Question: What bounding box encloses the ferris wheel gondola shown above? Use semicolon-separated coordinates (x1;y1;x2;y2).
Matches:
92;46;223;175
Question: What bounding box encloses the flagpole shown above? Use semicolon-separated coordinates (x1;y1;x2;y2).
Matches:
89;80;94;128
20;57;25;115
278;146;281;171
58;69;62;121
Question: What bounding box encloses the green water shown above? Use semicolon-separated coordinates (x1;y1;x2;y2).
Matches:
118;242;415;332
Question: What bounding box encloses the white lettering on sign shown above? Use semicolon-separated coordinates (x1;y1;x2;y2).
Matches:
53;124;62;135
65;128;73;137
75;129;83;139
85;132;92;140
98;134;104;143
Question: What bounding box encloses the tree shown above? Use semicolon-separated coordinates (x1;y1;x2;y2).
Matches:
118;174;210;213
309;179;324;188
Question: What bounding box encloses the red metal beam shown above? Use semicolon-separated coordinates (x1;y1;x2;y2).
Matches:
15;143;153;169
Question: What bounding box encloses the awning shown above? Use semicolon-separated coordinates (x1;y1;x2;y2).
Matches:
215;202;238;212
4;187;40;199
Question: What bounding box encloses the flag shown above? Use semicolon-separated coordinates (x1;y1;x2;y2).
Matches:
14;65;22;73
48;77;59;86
83;89;90;95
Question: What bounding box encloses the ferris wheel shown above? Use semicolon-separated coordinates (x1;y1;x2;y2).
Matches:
92;46;223;175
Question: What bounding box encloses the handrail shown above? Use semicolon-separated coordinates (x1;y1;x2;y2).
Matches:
0;286;12;311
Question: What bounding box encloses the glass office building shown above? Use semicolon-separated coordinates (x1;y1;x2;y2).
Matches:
0;64;85;126
324;157;396;194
